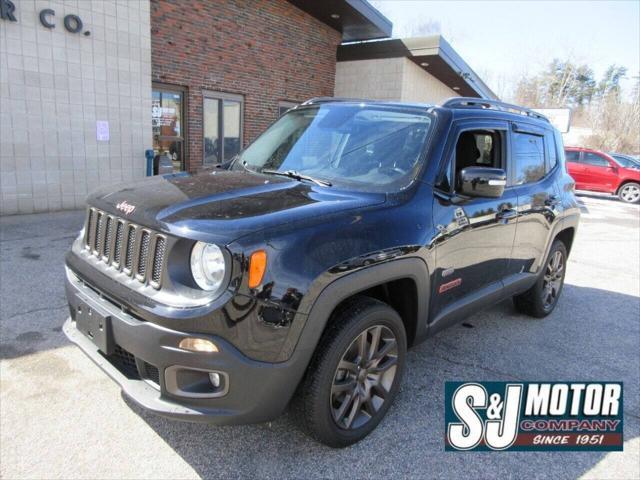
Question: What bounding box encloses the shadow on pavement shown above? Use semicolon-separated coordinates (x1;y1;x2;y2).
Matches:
125;284;639;479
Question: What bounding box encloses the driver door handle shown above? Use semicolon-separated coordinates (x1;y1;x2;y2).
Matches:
496;208;517;220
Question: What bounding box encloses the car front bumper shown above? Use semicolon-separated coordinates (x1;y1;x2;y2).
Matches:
63;268;306;425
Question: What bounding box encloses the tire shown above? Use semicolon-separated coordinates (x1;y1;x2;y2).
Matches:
293;296;407;448
513;240;567;318
617;182;640;204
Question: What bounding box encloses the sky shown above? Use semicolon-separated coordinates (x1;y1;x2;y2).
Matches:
370;0;640;100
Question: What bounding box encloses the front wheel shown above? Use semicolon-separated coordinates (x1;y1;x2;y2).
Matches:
513;240;567;318
294;297;406;448
618;182;640;204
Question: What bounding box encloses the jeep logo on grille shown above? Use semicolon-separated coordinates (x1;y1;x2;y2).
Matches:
116;201;136;215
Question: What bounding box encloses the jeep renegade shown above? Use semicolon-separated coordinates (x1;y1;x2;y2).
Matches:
64;98;580;447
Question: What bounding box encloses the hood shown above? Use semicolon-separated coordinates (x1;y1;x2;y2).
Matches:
88;170;386;244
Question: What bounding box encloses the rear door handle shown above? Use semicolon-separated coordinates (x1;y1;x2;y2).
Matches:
545;195;560;207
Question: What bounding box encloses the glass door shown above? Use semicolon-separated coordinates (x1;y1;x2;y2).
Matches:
203;92;243;165
152;85;185;171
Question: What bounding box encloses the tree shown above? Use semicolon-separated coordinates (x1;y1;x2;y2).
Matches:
596;65;627;100
514;59;597;107
512;59;638;154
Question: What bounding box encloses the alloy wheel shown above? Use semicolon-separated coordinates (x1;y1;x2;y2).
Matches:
542;250;564;310
620;184;640;203
330;325;398;430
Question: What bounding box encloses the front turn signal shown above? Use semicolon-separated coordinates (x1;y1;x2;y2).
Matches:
248;250;267;288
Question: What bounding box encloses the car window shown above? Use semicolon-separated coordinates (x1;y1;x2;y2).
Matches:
546;132;557;171
235;104;433;192
610;154;639;168
513;131;545;184
564;150;581;163
438;129;504;193
583;152;610;167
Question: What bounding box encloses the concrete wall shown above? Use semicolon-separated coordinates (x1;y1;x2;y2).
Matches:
400;58;459;103
0;0;152;215
334;58;404;101
335;58;459;104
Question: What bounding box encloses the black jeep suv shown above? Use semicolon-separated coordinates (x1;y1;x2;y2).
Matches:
64;98;580;447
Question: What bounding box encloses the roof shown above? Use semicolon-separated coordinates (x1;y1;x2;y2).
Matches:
337;35;498;100
287;0;392;42
300;97;551;125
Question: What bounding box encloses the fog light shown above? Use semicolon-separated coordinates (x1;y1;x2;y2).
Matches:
209;372;221;388
179;337;219;353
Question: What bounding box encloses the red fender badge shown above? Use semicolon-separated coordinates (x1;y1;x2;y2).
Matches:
439;278;462;294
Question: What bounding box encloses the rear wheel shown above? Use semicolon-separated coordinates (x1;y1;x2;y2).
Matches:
294;297;406;448
618;182;640;204
513;240;567;318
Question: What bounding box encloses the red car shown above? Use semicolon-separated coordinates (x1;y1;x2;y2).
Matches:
564;147;640;204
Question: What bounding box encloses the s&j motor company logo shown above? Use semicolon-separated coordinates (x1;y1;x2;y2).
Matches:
445;382;623;451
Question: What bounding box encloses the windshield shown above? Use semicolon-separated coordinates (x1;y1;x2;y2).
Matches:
611;154;640;168
233;104;433;192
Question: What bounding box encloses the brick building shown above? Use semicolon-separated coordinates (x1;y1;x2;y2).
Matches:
149;0;391;172
0;0;391;214
1;0;493;215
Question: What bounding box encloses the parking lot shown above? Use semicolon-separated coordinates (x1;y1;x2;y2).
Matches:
1;194;638;479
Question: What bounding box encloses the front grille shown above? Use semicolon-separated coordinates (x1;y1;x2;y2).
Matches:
142;362;160;386
106;345;160;389
108;345;138;379
105;344;160;389
113;221;124;265
103;216;114;259
137;231;150;278
151;237;166;286
125;225;136;272
83;207;167;289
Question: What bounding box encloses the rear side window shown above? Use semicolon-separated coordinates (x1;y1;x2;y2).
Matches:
565;151;580;163
513;131;545;184
545;132;558;171
583;152;610;167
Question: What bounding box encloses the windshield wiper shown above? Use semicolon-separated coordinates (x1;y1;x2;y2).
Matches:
261;169;332;187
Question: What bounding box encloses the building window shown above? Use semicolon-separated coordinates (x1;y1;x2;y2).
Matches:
278;101;298;117
203;91;243;165
152;84;185;171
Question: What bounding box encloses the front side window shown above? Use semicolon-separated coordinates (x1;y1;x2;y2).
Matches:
513;132;545;184
564;150;581;163
583;152;610;167
438;129;504;192
203;92;243;165
234;104;433;192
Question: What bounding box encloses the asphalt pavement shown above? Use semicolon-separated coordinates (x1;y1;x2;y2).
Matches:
1;193;638;479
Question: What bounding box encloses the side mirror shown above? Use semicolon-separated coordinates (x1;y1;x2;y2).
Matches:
459;167;507;198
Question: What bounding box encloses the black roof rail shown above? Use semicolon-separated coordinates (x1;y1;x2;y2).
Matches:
301;97;372;105
442;97;549;123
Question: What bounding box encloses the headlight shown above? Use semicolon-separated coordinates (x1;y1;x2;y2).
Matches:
190;242;226;291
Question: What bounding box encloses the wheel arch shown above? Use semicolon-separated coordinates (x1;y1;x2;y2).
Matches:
290;257;430;370
555;226;576;254
616;179;640;196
